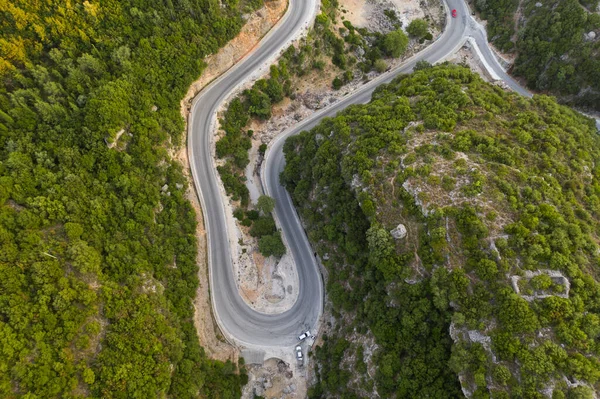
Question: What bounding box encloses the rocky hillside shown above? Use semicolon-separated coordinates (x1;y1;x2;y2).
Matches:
282;64;600;398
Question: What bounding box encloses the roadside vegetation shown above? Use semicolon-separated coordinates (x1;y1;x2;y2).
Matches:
0;0;263;397
475;0;600;110
216;0;431;257
282;64;600;397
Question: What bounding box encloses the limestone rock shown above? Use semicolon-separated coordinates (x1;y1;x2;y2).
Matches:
390;223;407;239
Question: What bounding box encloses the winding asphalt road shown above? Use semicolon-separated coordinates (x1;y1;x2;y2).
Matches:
189;0;598;350
189;0;320;348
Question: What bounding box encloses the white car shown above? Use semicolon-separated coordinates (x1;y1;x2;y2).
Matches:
295;345;303;360
298;330;311;341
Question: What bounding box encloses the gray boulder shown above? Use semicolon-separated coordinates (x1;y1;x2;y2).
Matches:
390;224;407;239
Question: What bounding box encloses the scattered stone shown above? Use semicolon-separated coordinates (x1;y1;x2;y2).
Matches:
289;383;296;392
301;92;326;110
161;184;169;192
283;386;291;394
390;223;407;239
467;330;491;344
354;46;365;58
585;31;596;41
151;105;158;112
254;386;265;397
351;174;362;189
277;360;287;372
535;2;542;6
175;183;184;190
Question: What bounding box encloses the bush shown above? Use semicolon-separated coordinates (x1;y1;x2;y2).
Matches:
258;233;286;257
332;77;344;90
382;29;408;58
246;210;259;220
249;216;276;237
259;143;267;155
256;195;275;215
374;59;388;73
530;274;552;291
241;218;252;227
407;19;429;38
233;208;244;220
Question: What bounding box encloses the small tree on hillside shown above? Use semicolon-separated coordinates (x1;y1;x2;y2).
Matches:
407;19;429;39
382;29;409;58
256;195;275;215
259;233;286;257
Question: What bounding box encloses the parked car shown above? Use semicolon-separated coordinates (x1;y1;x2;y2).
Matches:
295;346;303;360
452;9;457;18
298;330;310;341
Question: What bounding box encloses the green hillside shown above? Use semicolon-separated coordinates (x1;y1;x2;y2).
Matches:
283;64;600;398
475;0;600;111
0;0;260;397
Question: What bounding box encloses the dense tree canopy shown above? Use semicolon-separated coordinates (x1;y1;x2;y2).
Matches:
0;0;262;397
283;64;600;397
475;0;600;110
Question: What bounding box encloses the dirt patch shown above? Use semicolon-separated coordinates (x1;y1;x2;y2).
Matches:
342;0;442;34
243;357;307;399
233;231;300;314
172;0;288;362
339;0;368;26
447;42;496;82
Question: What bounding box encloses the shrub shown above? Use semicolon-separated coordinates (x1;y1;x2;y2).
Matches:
374;59;388;73
407;19;429;38
259;233;286;257
382;30;408;58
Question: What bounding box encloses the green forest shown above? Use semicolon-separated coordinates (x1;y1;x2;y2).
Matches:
0;0;262;397
475;0;600;110
283;64;600;398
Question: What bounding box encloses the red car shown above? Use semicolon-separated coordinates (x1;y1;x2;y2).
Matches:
452;9;457;17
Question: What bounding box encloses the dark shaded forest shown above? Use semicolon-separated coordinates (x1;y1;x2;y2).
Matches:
475;0;600;110
0;0;262;397
283;64;600;398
